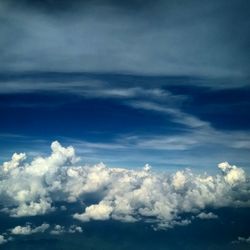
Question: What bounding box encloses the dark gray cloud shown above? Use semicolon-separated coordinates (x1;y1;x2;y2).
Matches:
0;0;249;77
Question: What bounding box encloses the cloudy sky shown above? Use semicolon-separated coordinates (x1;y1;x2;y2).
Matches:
0;0;250;249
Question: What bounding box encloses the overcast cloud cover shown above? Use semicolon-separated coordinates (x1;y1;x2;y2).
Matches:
0;0;250;77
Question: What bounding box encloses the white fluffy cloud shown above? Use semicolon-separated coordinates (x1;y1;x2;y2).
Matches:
11;223;50;235
218;162;246;186
0;141;249;229
196;212;218;220
50;224;83;235
74;202;113;222
50;225;65;235
0;223;82;245
68;225;83;234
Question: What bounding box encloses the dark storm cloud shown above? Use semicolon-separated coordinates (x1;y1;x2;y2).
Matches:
0;0;249;77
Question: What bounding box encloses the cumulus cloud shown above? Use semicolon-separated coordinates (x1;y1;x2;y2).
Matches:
218;162;246;185
153;218;192;231
0;235;7;245
10;223;50;235
196;212;218;220
68;225;83;234
50;225;65;235
232;236;250;244
0;223;82;246
6;223;81;240
0;142;250;229
50;224;83;235
74;202;113;222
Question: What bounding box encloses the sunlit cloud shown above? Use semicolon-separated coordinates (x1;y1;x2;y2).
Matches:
0;141;249;231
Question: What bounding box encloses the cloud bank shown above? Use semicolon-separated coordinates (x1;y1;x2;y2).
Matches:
0;141;249;229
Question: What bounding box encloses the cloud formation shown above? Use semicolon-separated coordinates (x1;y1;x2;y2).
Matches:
196;212;218;220
50;224;83;235
10;223;50;235
0;141;249;229
0;235;7;245
50;225;66;235
232;236;250;244
0;223;83;245
237;236;250;243
0;0;249;77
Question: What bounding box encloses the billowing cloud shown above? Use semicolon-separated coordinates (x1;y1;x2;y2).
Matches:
74;202;113;222
218;162;246;185
0;141;249;229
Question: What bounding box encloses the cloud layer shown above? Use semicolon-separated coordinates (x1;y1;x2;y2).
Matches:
0;141;249;229
1;0;249;77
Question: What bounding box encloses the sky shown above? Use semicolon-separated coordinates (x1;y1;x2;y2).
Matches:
0;0;250;249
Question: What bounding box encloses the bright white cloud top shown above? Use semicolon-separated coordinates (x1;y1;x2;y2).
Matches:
0;141;249;229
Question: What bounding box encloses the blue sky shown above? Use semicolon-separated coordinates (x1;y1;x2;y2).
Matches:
0;72;250;171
